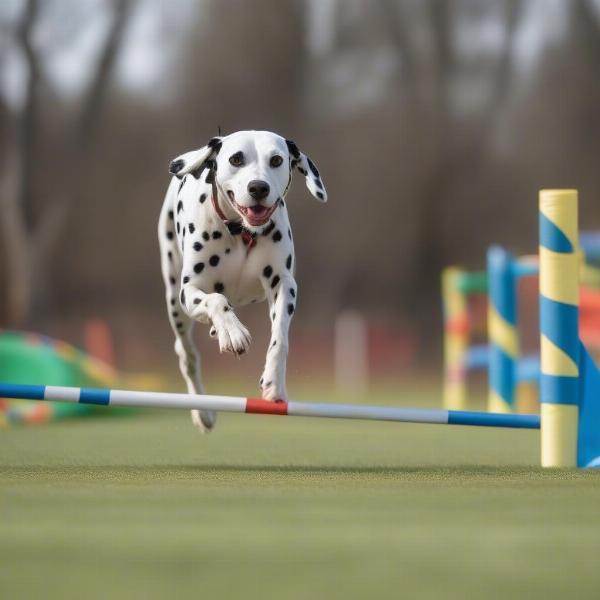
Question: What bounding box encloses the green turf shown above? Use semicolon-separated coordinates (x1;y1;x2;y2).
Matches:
1;386;600;599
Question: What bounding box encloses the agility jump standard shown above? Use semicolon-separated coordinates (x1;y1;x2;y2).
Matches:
1;190;599;467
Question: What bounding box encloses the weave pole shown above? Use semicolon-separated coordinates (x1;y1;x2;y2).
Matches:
441;267;470;410
539;189;580;467
487;246;518;413
0;383;540;429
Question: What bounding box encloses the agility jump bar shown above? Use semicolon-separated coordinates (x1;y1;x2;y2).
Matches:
0;383;540;429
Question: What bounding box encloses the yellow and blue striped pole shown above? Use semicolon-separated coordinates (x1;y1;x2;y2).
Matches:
442;267;469;410
539;189;580;467
487;246;519;413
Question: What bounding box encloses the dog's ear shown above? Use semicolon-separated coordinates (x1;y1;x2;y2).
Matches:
286;139;327;202
169;137;222;180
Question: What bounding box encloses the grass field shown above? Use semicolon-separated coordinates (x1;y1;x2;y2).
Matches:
2;383;600;599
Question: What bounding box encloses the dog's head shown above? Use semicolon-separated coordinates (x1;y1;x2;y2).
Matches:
169;130;327;230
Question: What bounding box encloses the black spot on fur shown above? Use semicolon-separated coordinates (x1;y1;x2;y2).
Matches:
272;312;276;320
224;306;230;312
189;223;195;234
290;288;296;298
225;248;231;254
314;178;323;190
214;282;224;293
183;276;190;284
287;303;295;315
170;298;176;306
178;177;186;194
167;231;174;240
285;139;300;159
176;322;184;329
202;231;210;241
177;200;183;213
180;289;186;305
262;221;275;236
208;137;222;152
168;210;174;220
263;265;273;278
205;163;216;184
272;340;277;348
193;297;201;305
169;159;184;175
227;222;243;235
298;167;307;176
273;230;282;242
274;292;278;301
271;275;280;289
169;276;176;285
182;226;186;237
194;262;204;274
199;193;207;203
168;251;173;262
307;157;320;178
191;165;204;180
176;222;180;234
286;255;292;269
260;377;264;385
287;228;292;240
316;191;324;200
209;255;220;267
212;231;222;239
172;311;178;317
193;241;203;252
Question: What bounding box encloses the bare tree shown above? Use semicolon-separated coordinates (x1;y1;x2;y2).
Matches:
0;0;133;327
0;0;40;326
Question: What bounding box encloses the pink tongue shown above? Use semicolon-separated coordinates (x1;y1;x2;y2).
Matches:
249;205;266;216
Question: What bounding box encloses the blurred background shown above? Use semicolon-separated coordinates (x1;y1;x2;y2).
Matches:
2;0;600;389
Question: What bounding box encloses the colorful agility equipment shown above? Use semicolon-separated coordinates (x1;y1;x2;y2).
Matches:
537;189;600;467
442;188;600;467
0;331;119;425
487;246;539;414
442;254;538;411
443;233;600;414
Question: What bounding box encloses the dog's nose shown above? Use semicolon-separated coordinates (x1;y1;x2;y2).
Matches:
247;180;270;201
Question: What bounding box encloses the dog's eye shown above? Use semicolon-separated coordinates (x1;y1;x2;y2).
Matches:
269;155;283;168
229;152;244;167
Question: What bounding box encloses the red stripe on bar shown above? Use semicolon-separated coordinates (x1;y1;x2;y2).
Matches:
245;399;288;415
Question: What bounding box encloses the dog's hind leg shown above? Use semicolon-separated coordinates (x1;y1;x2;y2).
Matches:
158;184;215;432
172;322;216;432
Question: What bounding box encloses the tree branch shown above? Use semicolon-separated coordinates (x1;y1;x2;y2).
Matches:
77;0;133;149
15;0;40;232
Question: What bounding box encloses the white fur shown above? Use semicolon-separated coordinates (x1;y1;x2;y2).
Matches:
158;130;327;431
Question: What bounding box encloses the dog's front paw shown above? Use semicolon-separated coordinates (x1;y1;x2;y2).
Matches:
259;375;287;402
212;312;252;356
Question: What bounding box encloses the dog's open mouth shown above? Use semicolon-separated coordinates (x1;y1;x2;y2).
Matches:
227;191;277;226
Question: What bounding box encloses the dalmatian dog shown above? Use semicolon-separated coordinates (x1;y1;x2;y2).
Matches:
158;130;327;432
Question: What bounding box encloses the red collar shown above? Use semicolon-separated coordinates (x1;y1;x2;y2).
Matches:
211;194;257;248
211;193;279;250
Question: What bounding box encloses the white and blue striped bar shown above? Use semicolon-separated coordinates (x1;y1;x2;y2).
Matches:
0;383;541;429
